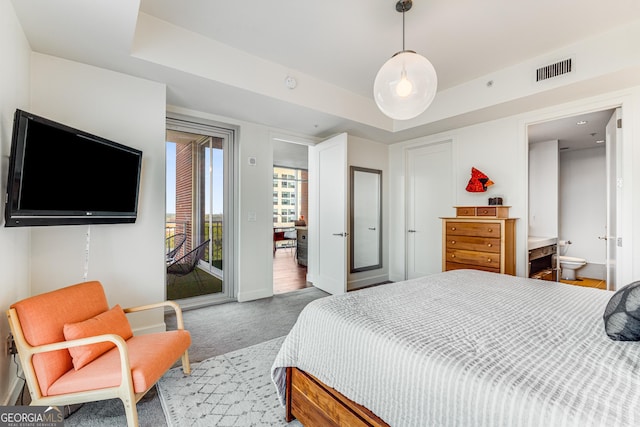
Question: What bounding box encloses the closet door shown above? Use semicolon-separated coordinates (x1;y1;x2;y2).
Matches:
405;141;453;279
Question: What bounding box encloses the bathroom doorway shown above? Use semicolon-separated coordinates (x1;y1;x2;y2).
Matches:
528;107;621;291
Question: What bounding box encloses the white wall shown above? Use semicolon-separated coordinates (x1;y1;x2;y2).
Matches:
0;0;31;407
389;87;640;286
29;53;168;331
236;123;276;302
389;118;528;280
529;140;559;237
167;106;321;302
347;136;389;289
559;146;607;278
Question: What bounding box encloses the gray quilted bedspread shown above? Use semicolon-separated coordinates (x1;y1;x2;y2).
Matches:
271;269;640;427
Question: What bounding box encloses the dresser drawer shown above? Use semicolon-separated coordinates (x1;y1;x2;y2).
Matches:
455;207;476;217
445;249;501;268
445;222;501;238
476;207;497;216
445;235;500;253
454;206;510;218
445;261;500;273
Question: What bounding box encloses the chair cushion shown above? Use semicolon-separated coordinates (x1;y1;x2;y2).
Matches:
63;304;133;370
603;281;640;340
10;281;109;396
47;330;191;396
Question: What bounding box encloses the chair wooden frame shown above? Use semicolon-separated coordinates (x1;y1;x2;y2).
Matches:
6;300;191;427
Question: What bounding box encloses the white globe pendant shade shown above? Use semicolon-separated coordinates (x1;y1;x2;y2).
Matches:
373;50;438;120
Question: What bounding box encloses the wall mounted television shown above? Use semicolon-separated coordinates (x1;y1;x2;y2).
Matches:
4;109;143;227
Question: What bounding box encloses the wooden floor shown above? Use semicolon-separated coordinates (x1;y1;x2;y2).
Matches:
273;246;311;294
560;277;607;290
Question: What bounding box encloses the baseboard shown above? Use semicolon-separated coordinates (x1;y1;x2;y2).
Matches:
133;322;167;335
348;274;390;290
580;263;606;281
237;288;273;302
388;273;406;283
2;371;25;406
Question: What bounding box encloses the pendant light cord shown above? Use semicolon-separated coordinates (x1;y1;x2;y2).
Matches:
402;6;406;51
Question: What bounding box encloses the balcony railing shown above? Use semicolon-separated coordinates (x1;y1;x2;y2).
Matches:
165;220;223;266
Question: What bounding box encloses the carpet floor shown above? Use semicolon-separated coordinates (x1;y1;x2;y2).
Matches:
61;286;328;426
157;336;300;426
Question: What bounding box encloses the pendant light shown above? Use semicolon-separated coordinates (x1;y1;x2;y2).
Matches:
373;0;437;120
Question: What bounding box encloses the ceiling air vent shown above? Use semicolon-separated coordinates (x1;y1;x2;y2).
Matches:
536;58;573;82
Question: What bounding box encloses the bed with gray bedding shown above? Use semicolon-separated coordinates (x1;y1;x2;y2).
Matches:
271;269;640;426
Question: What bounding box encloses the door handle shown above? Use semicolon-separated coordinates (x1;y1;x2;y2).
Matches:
408;229;416;233
332;232;348;237
598;236;608;240
368;227;376;230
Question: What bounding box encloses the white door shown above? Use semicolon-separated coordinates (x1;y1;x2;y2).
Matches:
308;133;347;295
605;108;622;290
406;141;453;279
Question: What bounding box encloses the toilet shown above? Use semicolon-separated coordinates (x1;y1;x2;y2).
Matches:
558;256;587;280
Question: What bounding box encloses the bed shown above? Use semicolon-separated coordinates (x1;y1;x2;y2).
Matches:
271;269;640;426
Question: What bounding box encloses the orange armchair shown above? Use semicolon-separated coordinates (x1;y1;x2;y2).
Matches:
6;281;191;427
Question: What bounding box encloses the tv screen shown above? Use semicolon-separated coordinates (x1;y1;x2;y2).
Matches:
4;109;143;227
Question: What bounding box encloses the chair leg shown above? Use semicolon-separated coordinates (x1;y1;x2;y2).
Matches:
121;396;139;427
181;349;191;375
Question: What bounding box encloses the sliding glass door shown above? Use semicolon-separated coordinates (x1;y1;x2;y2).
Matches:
165;117;235;304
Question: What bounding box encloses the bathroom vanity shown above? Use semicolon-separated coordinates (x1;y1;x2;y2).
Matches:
528;236;558;281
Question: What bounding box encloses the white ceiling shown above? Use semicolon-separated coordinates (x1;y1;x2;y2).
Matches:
528;109;616;151
10;0;640;144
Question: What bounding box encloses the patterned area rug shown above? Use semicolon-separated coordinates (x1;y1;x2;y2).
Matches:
157;336;301;427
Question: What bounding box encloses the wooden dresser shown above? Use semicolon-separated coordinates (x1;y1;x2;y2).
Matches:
442;206;516;275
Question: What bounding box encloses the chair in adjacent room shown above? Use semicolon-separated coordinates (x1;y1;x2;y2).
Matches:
273;229;286;255
274;228;297;256
166;239;211;289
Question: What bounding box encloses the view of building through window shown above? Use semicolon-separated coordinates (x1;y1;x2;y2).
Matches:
272;166;307;226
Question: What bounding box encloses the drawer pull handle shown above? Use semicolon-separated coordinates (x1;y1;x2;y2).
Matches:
451;227;456;231
451;254;456;258
450;240;456;244
488;229;493;232
482;210;488;214
487;243;492;247
487;258;492;262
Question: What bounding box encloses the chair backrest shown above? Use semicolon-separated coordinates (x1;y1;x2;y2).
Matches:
167;239;210;276
9;281;109;396
166;233;186;260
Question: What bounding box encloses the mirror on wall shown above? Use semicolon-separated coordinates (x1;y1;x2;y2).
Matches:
350;166;382;273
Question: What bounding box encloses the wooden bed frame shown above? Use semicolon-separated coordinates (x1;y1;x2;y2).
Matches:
285;367;389;427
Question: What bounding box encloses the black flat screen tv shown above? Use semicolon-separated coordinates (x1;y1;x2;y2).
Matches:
4;109;143;227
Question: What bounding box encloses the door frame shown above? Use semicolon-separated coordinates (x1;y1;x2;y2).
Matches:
523;101;630;290
166;113;238;307
270;132;316;290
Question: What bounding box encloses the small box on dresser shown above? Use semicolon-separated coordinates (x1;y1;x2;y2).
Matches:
442;206;516;275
